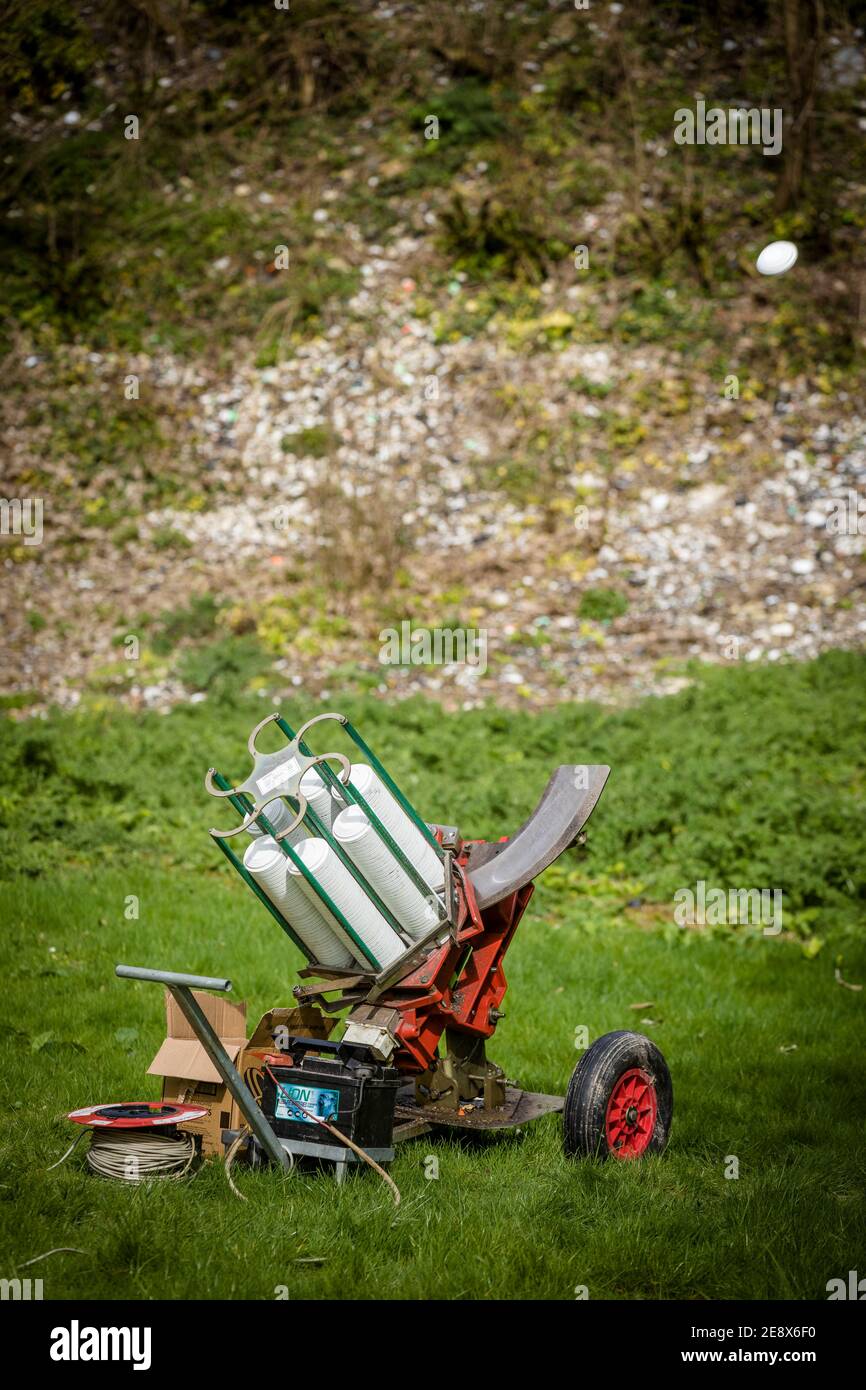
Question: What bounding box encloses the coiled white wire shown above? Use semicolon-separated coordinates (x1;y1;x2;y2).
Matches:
84;1128;196;1181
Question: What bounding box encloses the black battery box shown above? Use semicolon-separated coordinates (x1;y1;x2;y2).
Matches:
259;1037;401;1150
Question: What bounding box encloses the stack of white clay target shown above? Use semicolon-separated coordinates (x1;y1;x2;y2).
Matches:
243;765;444;971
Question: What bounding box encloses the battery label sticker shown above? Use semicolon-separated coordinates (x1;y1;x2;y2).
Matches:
274;1082;339;1125
258;758;300;796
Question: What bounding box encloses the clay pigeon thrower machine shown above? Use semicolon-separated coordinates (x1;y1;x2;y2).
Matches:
119;709;673;1174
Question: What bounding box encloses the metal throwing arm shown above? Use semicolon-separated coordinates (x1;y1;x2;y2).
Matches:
467;764;610;910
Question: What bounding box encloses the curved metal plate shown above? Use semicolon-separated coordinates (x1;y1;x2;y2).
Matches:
467;764;610;909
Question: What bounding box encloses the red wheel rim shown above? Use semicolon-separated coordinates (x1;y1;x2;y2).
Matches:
605;1068;657;1159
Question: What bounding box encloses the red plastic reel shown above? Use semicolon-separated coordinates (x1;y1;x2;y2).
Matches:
67;1102;208;1130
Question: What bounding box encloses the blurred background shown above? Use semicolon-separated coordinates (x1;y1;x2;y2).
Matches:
1;0;865;713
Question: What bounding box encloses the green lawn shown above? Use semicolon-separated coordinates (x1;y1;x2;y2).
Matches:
1;652;864;1299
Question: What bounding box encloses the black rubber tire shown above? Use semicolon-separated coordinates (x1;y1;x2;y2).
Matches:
563;1030;673;1160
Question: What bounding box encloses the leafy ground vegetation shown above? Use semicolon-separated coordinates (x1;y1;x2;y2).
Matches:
3;1;865;365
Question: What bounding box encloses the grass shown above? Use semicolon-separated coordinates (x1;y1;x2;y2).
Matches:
0;651;864;1299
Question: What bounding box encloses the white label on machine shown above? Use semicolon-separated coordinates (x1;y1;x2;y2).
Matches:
258;758;300;796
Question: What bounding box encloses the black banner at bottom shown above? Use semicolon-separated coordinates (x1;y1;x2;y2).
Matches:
2;1296;861;1373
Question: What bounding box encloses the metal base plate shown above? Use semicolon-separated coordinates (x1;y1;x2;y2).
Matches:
223;1128;394;1171
277;1136;394;1165
394;1084;564;1135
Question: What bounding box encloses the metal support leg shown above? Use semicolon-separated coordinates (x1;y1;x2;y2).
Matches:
115;964;291;1172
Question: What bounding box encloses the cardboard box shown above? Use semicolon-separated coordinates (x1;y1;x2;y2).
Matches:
147;992;334;1157
148;990;248;1156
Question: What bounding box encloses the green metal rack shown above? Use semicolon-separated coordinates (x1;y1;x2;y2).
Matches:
206;711;451;978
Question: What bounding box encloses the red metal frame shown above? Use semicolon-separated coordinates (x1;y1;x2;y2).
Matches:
377;840;535;1074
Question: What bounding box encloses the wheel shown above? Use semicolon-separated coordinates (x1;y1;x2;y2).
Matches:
563;1030;672;1161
